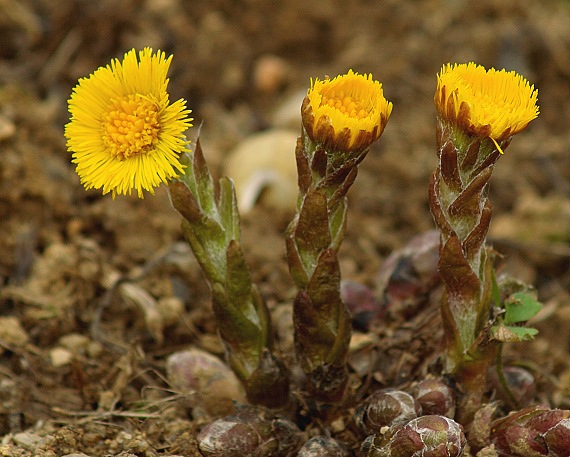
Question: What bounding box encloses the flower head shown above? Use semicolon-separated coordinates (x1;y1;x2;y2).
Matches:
302;70;392;152
435;62;539;144
65;48;192;198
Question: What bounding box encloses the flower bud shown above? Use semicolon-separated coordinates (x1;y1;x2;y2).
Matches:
526;409;570;435
490;405;547;452
527;409;570;456
360;415;466;457
360;434;387;457
465;401;498;450
197;406;302;457
297;435;349;457
356;390;421;435
412;378;456;418
490;405;570;456
542;418;570;457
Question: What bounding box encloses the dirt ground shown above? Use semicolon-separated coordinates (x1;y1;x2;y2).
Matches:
0;0;569;455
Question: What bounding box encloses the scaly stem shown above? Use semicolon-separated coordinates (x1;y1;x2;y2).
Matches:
170;139;289;407
429;119;506;420
286;130;369;403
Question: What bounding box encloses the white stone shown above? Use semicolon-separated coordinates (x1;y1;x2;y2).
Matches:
49;347;73;367
224;129;299;213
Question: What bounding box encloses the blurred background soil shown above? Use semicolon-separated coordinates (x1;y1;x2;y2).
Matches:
0;0;569;455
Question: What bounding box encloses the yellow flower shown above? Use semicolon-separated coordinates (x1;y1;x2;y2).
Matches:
65;48;192;198
302;70;392;152
435;62;539;146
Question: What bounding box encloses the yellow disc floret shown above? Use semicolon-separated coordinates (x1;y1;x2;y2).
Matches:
102;94;161;160
303;70;393;152
435;62;539;145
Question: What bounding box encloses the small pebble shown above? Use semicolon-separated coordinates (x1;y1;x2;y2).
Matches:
253;54;289;93
49;347;73;367
167;348;246;416
12;432;44;449
157;296;185;327
0;317;29;347
0;445;15;456
349;331;377;352
86;340;104;358
59;333;90;352
0;115;15;141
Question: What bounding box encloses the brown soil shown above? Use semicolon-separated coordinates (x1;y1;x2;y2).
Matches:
0;0;569;455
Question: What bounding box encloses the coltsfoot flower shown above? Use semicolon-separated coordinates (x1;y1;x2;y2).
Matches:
430;62;539;421
302;69;392;152
435;62;539;147
356;389;421;435
287;70;392;403
65;48;192;198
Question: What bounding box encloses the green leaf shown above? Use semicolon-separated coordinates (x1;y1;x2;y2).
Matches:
193;139;217;216
218;177;240;241
504;292;542;324
295;189;331;257
226;239;253;305
491;324;539;342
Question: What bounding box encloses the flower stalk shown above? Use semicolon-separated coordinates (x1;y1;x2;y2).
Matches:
429;62;539;420
65;47;289;407
170;140;289;408
286;70;392;403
